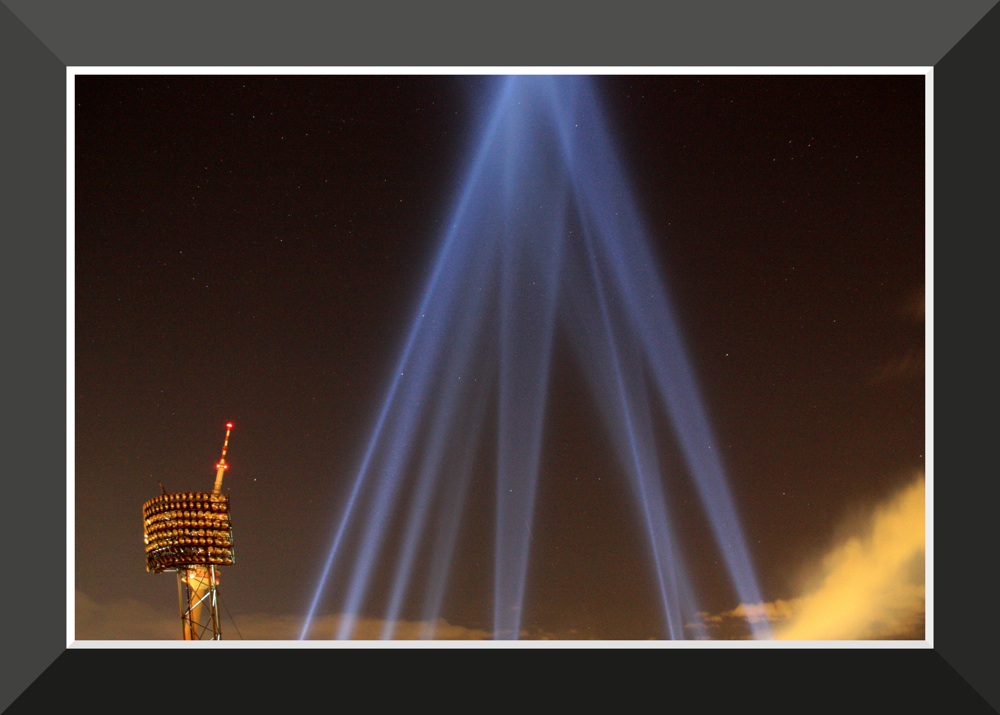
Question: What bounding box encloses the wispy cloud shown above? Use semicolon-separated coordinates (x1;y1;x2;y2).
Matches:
869;348;925;384
870;289;925;385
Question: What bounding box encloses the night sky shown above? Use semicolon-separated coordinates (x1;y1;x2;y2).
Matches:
74;71;926;642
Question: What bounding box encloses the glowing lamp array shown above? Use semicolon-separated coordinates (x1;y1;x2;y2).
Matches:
142;491;235;573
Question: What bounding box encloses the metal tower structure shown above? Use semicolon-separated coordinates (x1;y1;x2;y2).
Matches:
142;422;236;640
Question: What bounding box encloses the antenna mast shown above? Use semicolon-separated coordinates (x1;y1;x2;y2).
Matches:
213;421;233;494
142;421;237;640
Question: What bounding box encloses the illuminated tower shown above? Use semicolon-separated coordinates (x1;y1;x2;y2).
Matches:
142;422;236;640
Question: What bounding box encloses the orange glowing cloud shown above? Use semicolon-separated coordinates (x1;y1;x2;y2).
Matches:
774;472;926;640
699;471;926;640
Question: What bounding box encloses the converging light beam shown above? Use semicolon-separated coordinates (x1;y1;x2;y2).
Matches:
300;75;770;641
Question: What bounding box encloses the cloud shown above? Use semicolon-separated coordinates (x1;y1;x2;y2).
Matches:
74;590;492;642
869;289;925;385
80;472;926;643
296;614;492;641
869;348;925;384
702;599;796;627
773;472;925;640
700;471;926;640
76;590;182;640
902;288;925;324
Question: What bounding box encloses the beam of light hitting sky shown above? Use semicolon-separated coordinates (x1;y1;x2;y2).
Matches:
297;79;518;639
494;83;568;638
579;223;691;638
416;368;496;639
548;85;699;637
300;75;769;640
380;250;500;638
328;192;504;640
552;78;772;638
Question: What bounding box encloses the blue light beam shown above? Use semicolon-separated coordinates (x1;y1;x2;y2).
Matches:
300;75;770;641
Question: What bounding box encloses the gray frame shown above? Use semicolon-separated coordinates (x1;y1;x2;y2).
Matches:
2;0;995;710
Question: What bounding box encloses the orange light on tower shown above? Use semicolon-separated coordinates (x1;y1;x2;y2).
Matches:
142;422;237;640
